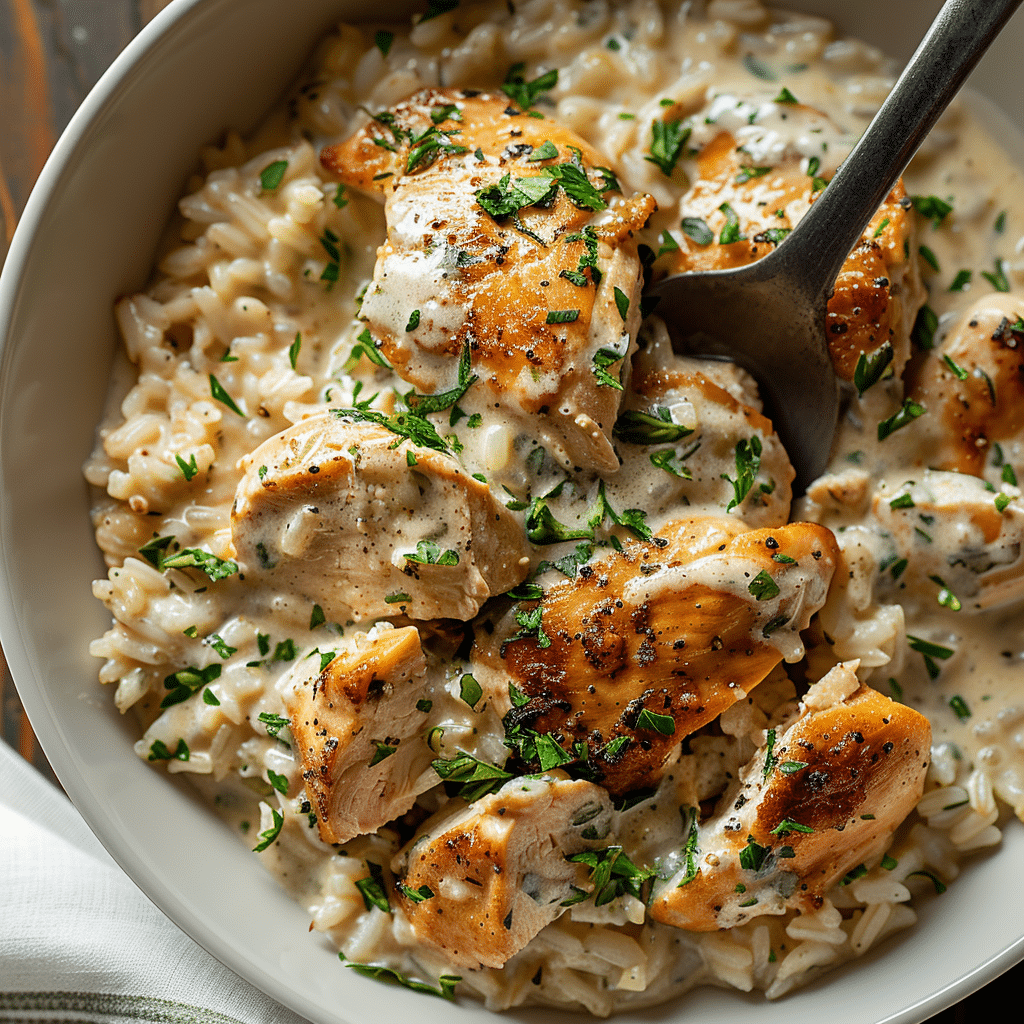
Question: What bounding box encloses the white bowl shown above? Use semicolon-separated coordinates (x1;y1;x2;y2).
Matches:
1;1;1021;1021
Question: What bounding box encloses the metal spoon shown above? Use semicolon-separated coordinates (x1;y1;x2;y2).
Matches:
648;0;1022;493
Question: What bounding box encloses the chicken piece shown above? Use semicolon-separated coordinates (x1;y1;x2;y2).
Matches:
905;294;1024;477
284;625;436;845
321;88;657;474
475;516;840;795
394;775;614;969
611;357;794;527
873;469;1024;611
650;662;930;931
231;414;530;622
659;108;923;383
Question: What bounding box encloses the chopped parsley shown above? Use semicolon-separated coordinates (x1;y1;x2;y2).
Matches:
748;570;780;602
929;574;962;612
645;118;691;177
919;245;940;272
355;861;390;912
148;738;189;762
613;407;693;445
722;436;762;512
774;87;799;104
949;695;971;721
175;453;199;481
911;304;938;350
981;258;1010;292
404;539;460;567
340;957;460;1000
910;194;952;228
738;835;770;871
161;663;222;709
431;751;512;801
374;30;394;56
528;140;559;161
681;216;713;246
546;309;580;324
591;340;627;390
369;741;397;766
566;846;654;906
209;374;245;416
259;160;288;191
459;673;483;709
907;634;954;679
853;341;894;397
717;202;744;245
949;269;972;292
501;63;558;110
877;399;926;441
252;806;284;852
613;287;630;321
635;708;675;735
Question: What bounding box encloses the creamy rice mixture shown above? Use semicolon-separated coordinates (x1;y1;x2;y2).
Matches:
84;0;1024;1014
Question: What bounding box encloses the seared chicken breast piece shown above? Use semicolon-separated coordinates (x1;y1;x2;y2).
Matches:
476;516;839;795
905;294;1024;478
284;625;436;845
321;88;657;474
231;414;530;622
873;469;1024;612
658;109;923;383
394;775;614;969
612;357;795;528
650;662;930;931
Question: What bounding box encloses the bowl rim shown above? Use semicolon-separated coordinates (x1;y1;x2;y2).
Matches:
1;1;1022;1021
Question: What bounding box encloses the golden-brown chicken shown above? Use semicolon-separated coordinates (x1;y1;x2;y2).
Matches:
231;414;530;622
905;294;1024;477
284;625;436;845
475;516;840;795
615;360;795;527
394;775;614;969
872;469;1024;612
659;116;923;383
321;88;657;473
650;662;930;930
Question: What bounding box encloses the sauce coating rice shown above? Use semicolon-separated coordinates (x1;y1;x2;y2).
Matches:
85;0;1024;1013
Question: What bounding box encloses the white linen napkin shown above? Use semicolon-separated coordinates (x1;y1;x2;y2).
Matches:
0;739;308;1023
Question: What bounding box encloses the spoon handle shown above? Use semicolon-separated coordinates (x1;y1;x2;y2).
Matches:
789;0;1022;299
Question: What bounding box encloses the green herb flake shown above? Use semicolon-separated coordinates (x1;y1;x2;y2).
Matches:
355;861;391;913
919;245;940;272
929;574;962;612
774;87;799;104
613;407;693;446
259;160;288;191
748;569;780;601
949;695;971;721
681;216;713;246
613;287;630;321
374;30;394;56
341;958;460;1000
779;760;809;775
370;740;397;766
635;708;675;735
738;835;770;871
877;399;926;441
645;119;691;178
995;493;1012;513
873;216;890;238
501;64;558;110
722;435;762;511
459;673;483;709
717;202;745;245
981;258;1010;292
209;374;245;416
546;309;580;324
882;854;899;870
911;304;939;350
252;806;284;852
949;269;972;292
288;332;301;370
911;194;952;227
769;817;814;836
267;769;289;795
148;738;189;762
175;453;199;481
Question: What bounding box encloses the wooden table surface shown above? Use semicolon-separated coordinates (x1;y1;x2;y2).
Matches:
0;2;1018;1020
